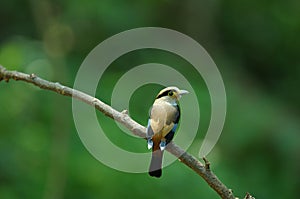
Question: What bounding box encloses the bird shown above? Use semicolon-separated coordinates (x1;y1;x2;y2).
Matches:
146;86;189;178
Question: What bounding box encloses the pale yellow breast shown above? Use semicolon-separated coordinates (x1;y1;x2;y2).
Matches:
150;99;177;137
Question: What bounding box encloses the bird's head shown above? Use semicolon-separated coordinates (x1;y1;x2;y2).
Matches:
155;86;189;103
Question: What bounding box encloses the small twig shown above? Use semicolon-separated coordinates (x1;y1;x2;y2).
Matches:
0;65;253;199
121;109;129;115
203;157;211;170
244;193;255;199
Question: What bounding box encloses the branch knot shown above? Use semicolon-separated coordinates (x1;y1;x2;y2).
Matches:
29;73;37;79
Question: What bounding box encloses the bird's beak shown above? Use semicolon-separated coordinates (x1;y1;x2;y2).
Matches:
179;90;189;96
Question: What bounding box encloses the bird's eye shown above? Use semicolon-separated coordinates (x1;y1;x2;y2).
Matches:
168;91;174;96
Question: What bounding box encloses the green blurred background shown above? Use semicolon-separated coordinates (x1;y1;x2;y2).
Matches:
1;0;299;198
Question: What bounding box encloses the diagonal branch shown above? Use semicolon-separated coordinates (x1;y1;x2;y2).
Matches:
0;65;250;199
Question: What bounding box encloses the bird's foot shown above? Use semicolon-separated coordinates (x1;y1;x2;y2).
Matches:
147;139;153;150
159;141;166;151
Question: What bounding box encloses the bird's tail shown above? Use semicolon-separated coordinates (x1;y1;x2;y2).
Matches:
149;150;163;178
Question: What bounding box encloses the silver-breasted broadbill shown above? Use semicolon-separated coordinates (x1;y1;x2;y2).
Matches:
146;86;188;178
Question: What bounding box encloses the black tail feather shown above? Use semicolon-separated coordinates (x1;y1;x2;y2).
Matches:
149;150;163;178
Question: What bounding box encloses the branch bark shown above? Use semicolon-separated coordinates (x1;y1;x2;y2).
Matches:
0;65;253;199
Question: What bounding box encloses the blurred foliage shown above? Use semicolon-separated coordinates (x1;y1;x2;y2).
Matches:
0;0;299;199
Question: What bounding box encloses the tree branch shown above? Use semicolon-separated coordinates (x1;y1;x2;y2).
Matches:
0;65;252;199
